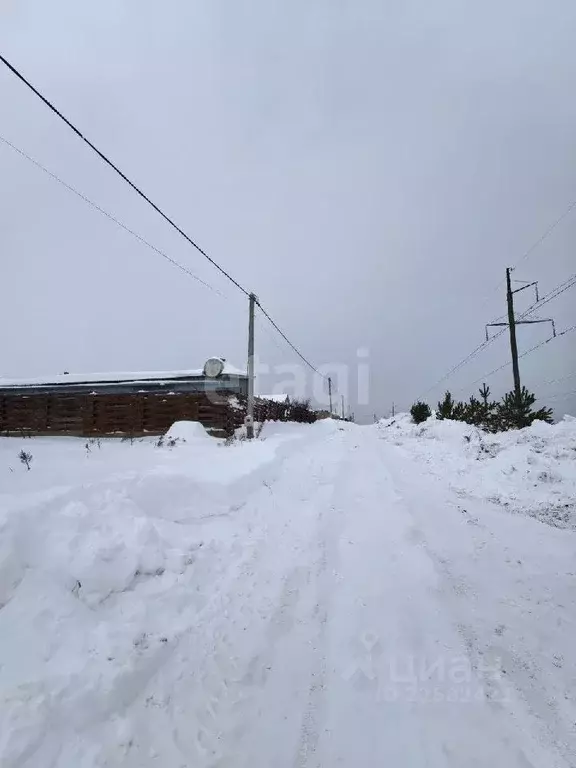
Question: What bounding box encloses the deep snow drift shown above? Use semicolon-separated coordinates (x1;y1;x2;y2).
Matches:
378;413;576;529
1;418;575;766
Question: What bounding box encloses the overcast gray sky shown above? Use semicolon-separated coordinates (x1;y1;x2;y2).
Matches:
1;0;575;421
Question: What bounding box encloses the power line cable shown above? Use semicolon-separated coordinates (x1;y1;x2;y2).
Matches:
417;329;508;400
541;371;576;387
486;276;570;325
2;137;328;378
520;274;576;318
256;302;326;378
544;389;576;401
557;323;576;339
0;53;250;296
513;201;576;269
256;313;289;355
253;312;330;394
464;338;551;389
488;274;576;324
2;54;341;380
464;324;576;390
9;53;570;395
420;273;575;399
478;199;576;310
1;126;326;379
0;134;223;295
419;276;550;400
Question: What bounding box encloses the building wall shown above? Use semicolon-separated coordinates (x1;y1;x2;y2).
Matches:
0;391;245;437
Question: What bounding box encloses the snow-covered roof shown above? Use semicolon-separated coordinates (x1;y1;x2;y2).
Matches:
259;393;290;403
0;363;247;390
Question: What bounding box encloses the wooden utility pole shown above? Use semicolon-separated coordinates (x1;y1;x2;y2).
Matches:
506;267;522;402
485;269;555;402
246;292;256;438
328;376;333;415
392;402;395;418
341;395;345;420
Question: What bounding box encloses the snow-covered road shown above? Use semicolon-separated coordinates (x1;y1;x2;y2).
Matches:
1;421;575;766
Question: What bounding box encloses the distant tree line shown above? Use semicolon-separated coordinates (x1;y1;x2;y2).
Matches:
410;384;553;431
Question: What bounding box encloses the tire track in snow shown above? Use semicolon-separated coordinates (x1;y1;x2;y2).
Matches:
303;432;565;768
294;501;334;768
375;436;573;768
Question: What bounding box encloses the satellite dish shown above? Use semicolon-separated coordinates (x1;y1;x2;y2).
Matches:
203;357;225;378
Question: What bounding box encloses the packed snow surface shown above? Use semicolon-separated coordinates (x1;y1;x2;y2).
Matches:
1;418;575;766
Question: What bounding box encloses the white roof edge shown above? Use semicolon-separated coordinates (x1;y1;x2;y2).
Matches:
0;364;247;388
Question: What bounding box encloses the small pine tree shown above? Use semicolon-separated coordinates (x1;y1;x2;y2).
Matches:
496;387;553;430
452;400;467;422
477;383;500;433
410;401;431;424
479;383;490;407
532;403;555;424
463;395;484;426
437;391;454;420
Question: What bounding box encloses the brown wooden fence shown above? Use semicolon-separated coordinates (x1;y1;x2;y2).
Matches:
0;392;244;438
0;391;321;439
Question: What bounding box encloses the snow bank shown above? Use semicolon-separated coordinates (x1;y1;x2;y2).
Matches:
164;420;211;442
378;414;576;529
0;424;315;765
0;477;207;765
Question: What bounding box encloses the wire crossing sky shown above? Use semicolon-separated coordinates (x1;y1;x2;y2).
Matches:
0;53;326;383
1;1;575;419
